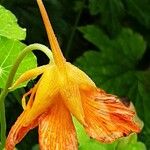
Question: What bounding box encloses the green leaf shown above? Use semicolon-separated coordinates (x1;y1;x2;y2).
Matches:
134;71;150;148
74;118;146;150
88;0;124;34
79;25;146;62
73;118;117;150
125;0;150;29
2;0;72;48
78;26;146;95
76;26;148;148
0;37;37;89
116;134;146;150
78;25;111;50
0;5;26;40
3;148;18;150
32;144;39;150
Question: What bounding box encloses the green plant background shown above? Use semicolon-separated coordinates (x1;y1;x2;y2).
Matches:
0;0;150;149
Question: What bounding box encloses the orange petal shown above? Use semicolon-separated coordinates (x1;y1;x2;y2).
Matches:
39;99;78;150
5;107;39;150
10;65;49;90
24;65;59;126
66;62;96;90
81;89;141;143
60;79;86;125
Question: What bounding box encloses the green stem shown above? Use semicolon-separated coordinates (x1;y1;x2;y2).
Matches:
65;0;85;58
0;43;53;148
0;102;6;148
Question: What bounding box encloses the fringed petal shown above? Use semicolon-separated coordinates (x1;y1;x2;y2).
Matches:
39;99;78;150
10;65;49;90
82;89;141;143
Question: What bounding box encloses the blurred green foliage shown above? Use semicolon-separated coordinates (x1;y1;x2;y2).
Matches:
0;0;150;149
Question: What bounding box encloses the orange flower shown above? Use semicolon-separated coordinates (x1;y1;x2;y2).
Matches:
5;0;141;149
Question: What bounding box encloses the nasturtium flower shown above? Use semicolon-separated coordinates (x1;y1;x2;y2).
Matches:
5;0;141;150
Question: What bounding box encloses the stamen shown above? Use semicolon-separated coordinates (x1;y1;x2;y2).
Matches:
22;89;33;110
21;83;40;110
27;83;39;108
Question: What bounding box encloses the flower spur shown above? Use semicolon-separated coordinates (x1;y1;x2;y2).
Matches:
5;0;141;149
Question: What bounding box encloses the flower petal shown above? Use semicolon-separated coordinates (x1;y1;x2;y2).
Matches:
10;64;49;90
39;99;78;150
66;62;96;90
5;107;39;150
82;89;141;143
60;80;86;125
24;65;59;126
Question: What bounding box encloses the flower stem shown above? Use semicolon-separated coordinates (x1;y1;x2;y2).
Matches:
0;43;53;148
0;102;6;148
65;0;85;59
